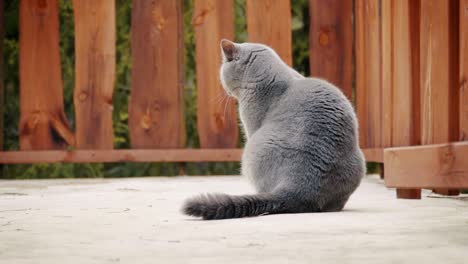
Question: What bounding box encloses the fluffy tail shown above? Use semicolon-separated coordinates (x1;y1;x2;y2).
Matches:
182;193;285;220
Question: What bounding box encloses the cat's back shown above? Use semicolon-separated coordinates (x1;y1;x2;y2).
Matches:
272;77;355;125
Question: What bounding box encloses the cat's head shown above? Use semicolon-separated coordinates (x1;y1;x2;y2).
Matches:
219;39;284;98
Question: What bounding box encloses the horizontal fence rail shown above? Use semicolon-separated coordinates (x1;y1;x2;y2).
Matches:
0;0;467;197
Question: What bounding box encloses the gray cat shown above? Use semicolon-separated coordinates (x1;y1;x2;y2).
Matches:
182;40;365;220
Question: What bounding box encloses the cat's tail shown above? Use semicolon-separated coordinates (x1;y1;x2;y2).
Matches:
182;193;285;220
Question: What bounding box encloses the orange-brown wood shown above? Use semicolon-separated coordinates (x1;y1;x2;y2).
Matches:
309;0;352;99
383;0;422;198
381;0;393;148
193;0;239;148
246;0;292;65
73;0;115;149
129;0;185;148
0;0;4;151
420;0;460;195
19;0;74;150
361;148;384;163
460;0;468;141
420;0;459;145
355;0;382;149
396;189;422;199
0;149;244;164
384;142;468;189
391;0;421;148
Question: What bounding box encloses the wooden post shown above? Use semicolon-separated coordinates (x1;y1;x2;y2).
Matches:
420;0;460;196
382;0;422;199
129;0;185;148
246;0;292;66
73;0;115;149
19;0;74;150
193;0;239;148
309;0;353;99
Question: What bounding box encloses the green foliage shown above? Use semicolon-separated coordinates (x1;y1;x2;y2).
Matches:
2;0;312;178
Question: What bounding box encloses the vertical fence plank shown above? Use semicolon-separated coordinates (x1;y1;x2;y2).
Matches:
246;0;292;65
129;0;185;148
460;0;468;141
193;0;238;148
0;0;3;153
309;0;352;98
392;0;420;148
19;0;74;150
355;0;382;149
420;0;460;195
383;0;422;199
73;0;115;149
381;0;393;148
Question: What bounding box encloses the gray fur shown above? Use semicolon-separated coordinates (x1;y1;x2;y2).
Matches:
182;40;365;220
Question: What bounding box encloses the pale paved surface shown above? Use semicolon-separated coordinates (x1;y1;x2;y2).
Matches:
0;175;467;264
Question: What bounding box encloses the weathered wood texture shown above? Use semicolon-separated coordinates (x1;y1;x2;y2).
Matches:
384;142;468;189
193;0;238;148
129;0;185;148
73;0;115;149
309;0;352;98
460;0;468;141
0;149;243;164
381;0;393;149
0;0;4;152
420;0;459;145
19;0;74;150
381;0;422;198
390;0;421;147
246;0;292;65
355;0;383;149
361;148;383;163
420;0;460;195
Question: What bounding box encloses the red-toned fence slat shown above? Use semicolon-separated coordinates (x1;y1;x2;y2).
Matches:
355;0;382;149
420;0;460;195
73;0;116;149
460;0;468;141
129;0;185;148
193;0;239;148
19;0;74;150
381;0;422;199
246;0;292;66
309;0;353;99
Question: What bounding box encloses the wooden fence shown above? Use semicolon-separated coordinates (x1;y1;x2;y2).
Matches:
0;0;467;198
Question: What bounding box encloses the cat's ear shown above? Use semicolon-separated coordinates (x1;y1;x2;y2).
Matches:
220;39;237;62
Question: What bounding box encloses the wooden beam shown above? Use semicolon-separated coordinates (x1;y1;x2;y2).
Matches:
129;0;185;148
384;142;468;189
73;0;116;149
246;0;292;65
193;0;239;148
0;148;384;165
309;0;353;99
0;149;244;164
19;0;74;150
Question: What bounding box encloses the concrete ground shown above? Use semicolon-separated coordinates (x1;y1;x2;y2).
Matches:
0;175;467;264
